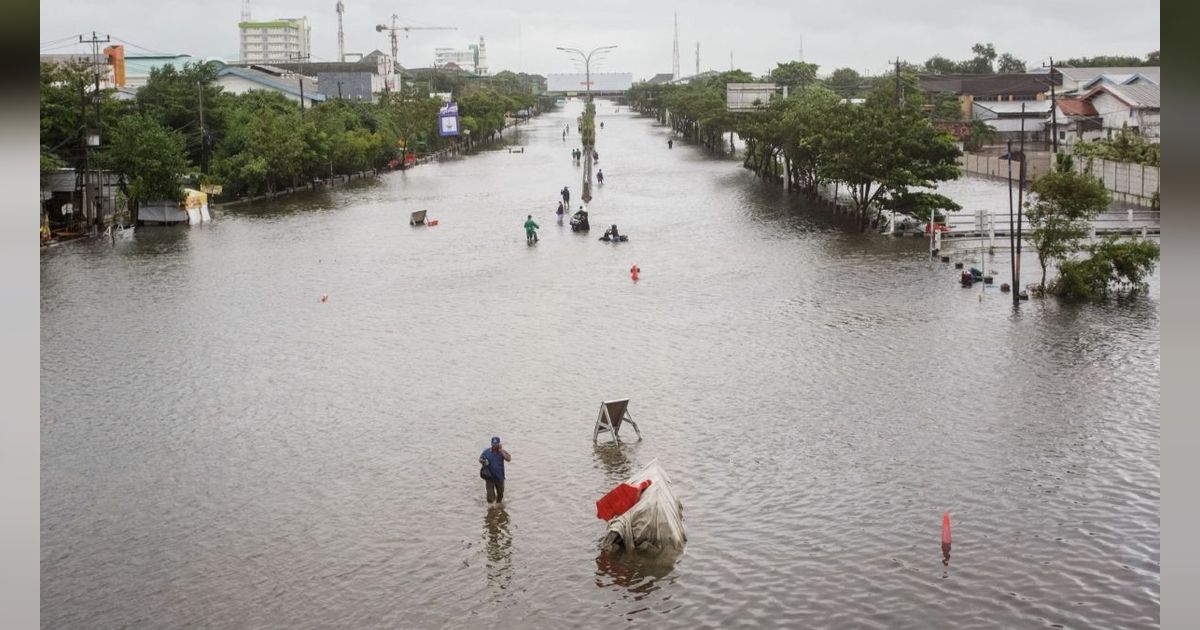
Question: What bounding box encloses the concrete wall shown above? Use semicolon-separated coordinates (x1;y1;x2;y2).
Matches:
959;151;1053;180
1075;157;1159;207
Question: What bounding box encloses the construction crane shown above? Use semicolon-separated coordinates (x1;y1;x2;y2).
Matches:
375;15;456;93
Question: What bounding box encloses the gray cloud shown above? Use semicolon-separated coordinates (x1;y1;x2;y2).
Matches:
41;0;1159;79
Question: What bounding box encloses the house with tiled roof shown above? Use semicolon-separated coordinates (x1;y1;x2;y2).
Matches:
1045;98;1103;149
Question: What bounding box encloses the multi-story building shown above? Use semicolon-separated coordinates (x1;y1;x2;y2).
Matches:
238;17;310;65
433;37;488;75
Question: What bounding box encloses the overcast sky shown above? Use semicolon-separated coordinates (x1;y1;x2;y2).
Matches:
40;0;1160;79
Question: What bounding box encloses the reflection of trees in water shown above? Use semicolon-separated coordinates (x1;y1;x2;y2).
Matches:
593;442;638;485
483;507;513;594
594;546;679;598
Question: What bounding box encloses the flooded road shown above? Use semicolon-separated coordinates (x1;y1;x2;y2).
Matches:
41;100;1159;628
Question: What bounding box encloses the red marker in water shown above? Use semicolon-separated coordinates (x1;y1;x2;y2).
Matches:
942;511;952;547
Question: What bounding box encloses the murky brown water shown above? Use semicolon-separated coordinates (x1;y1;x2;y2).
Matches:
41;101;1159;628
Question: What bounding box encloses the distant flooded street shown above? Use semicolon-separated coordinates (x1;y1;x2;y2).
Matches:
42;100;1159;628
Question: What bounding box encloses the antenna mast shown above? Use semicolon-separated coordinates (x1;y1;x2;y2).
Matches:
241;0;250;22
336;1;345;62
672;12;680;80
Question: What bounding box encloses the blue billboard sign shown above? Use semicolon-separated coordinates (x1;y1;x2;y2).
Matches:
438;101;460;137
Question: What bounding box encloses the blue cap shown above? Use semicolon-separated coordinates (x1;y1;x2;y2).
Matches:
491;436;501;445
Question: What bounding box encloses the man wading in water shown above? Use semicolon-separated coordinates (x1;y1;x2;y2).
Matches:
479;436;511;505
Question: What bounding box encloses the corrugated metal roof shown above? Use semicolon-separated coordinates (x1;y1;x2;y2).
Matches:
1057;66;1160;86
216;66;326;102
1084;83;1160;109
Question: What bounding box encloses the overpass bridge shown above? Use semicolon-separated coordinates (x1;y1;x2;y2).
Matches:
545;72;632;96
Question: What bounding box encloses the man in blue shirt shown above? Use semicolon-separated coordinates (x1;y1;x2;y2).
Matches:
480;436;512;504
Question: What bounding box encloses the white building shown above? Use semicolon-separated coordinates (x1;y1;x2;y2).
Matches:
1081;83;1160;142
433;37;488;75
434;47;475;71
215;65;325;107
239;17;310;65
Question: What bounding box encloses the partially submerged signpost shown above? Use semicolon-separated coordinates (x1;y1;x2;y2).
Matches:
592;398;642;443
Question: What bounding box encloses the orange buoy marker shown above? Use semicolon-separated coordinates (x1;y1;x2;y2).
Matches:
320;293;329;303
630;263;640;282
941;511;952;547
428;219;439;226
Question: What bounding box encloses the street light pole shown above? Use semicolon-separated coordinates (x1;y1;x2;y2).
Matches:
555;45;616;101
556;45;615;205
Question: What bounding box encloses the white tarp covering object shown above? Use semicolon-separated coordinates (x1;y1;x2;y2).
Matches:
602;459;686;553
139;189;210;224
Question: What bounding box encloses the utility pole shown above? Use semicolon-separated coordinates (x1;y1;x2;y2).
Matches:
337;81;343;100
198;82;207;173
1046;56;1058;153
894;58;903;107
1015;103;1026;301
288;52;310;114
81;31;110;231
1008;140;1016;306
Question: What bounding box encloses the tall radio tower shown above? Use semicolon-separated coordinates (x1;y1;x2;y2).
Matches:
671;12;680;80
695;41;699;74
241;0;250;22
336;1;345;62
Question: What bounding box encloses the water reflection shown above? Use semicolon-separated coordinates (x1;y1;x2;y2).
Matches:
594;546;678;595
942;542;952;579
592;442;638;484
482;507;513;594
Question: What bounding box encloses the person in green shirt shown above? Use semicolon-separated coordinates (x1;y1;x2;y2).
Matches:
524;214;539;244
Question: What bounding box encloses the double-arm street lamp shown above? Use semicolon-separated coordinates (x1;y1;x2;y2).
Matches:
555;45;617;100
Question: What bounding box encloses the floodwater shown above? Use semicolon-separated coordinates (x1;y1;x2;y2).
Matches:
41;100;1159;628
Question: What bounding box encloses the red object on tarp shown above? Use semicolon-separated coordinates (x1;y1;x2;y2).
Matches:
596;479;652;521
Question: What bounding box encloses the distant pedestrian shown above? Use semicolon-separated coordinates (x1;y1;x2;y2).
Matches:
597;169;604;184
524;214;540;244
479;436;511;505
561;186;570;205
600;121;605;129
668;139;673;149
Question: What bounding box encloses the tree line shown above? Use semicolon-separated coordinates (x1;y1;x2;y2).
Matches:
626;66;962;232
40;60;547;211
625;66;1158;300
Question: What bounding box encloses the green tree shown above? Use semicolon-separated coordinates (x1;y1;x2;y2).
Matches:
932;92;962;120
1054;237;1160;300
828;67;863;97
964;43;998;74
135;61;225;167
102;112;189;206
1072;130;1159;166
1026;157;1111;289
1061;53;1157;67
996;53;1026;73
923;55;958;74
769;61;819;88
822;95;961;230
964;119;996;150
